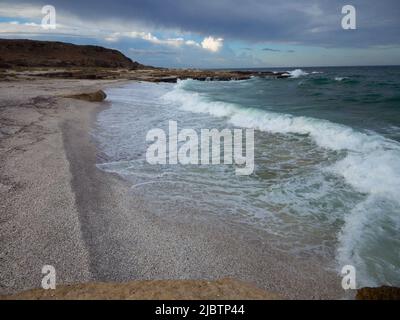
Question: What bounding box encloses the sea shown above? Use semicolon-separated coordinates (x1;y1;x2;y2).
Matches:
93;66;400;288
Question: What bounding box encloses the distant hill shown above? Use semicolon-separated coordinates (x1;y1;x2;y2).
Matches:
0;39;144;69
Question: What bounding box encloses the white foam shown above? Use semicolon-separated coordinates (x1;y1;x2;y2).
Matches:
165;80;399;152
337;195;400;287
163;80;400;285
286;69;309;78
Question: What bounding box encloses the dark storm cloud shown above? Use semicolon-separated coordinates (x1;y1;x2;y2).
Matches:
262;48;281;52
12;0;400;47
262;48;296;53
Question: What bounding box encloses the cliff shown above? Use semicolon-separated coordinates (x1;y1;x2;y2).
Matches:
0;39;143;69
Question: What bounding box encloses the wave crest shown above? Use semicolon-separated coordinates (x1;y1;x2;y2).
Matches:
163;80;400;286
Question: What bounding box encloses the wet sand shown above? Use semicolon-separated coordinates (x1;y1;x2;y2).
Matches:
0;78;343;299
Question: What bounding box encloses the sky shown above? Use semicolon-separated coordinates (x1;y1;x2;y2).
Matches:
0;0;400;68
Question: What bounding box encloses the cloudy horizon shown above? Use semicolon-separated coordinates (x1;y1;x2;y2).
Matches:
1;0;400;68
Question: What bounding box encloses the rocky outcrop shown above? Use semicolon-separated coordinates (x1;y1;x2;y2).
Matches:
0;39;143;69
356;286;400;300
131;69;290;82
64;90;107;102
0;39;291;82
5;68;290;82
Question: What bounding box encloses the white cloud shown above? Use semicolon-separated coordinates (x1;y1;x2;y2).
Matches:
123;32;189;47
104;33;120;42
108;31;203;49
24;22;39;27
185;40;200;47
201;36;223;52
0;3;224;54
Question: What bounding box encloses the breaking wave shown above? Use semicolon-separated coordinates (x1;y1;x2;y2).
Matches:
163;79;400;286
287;69;309;78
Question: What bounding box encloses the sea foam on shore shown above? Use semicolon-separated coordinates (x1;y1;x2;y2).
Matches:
96;68;400;288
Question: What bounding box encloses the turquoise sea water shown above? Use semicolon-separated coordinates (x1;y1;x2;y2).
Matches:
94;66;400;288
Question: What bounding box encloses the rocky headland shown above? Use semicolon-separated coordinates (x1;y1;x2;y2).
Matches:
0;39;290;82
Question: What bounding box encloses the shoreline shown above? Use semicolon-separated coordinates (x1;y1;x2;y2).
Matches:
0;78;125;294
0;78;344;299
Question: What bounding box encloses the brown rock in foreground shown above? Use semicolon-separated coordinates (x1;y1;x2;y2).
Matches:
356;286;400;300
0;39;143;69
64;90;107;102
0;278;281;300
